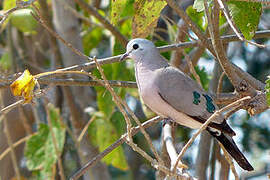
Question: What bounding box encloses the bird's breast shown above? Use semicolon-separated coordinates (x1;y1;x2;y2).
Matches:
135;63;157;98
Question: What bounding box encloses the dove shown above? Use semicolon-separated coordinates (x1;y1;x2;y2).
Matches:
120;38;253;171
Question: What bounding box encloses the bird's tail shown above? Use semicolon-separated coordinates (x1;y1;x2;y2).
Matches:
207;129;254;171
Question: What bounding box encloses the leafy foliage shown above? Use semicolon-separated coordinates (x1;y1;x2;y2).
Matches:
0;52;12;70
193;0;211;12
0;0;269;178
194;66;210;91
227;1;262;40
192;0;261;40
186;6;207;31
111;0;128;25
25;104;66;179
10;9;38;34
132;0;167;38
2;0;38;33
3;0;16;10
88;41;134;170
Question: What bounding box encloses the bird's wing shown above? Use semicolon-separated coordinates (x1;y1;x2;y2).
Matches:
154;66;216;119
154;66;235;135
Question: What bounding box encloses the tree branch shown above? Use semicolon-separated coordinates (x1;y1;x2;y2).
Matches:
205;0;242;89
39;79;137;88
92;57;164;166
69;116;162;180
165;0;266;92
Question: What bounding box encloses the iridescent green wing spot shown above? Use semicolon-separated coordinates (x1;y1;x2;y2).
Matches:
203;94;215;113
193;91;201;105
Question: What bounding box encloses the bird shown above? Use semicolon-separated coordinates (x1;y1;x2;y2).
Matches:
120;38;254;171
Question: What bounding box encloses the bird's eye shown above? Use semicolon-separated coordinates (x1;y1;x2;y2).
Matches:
133;44;139;50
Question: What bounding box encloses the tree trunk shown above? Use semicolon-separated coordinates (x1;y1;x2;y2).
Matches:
51;0;110;179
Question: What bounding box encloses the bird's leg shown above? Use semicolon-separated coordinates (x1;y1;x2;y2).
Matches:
162;117;175;127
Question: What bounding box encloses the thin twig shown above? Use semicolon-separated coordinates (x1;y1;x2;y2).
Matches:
9;30;268;75
77;115;96;142
0;99;24;122
31;5;91;61
73;0;128;46
0;133;36;161
91;57;134;144
3;118;21;179
171;19;188;68
166;0;266;91
182;49;202;87
39;78;138;88
0;89;47;124
0;0;37;26
217;0;265;48
165;0;209;50
92;57;164;164
58;0;93;27
217;72;226;94
0;78;138;89
0;92;21;179
183;47;205;73
205;0;242;89
70;116;162;180
38;0;63;68
172;96;251;173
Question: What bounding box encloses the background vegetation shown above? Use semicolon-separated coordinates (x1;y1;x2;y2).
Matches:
0;0;270;179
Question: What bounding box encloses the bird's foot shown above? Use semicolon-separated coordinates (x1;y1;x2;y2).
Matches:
162;117;174;127
176;161;188;169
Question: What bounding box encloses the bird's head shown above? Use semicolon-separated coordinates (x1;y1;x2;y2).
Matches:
120;38;157;62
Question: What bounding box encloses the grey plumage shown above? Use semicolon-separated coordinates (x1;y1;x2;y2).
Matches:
120;38;253;171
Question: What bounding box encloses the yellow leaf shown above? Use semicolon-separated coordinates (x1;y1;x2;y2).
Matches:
10;69;37;103
132;0;167;38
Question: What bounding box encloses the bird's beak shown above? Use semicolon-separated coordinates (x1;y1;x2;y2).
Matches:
119;50;132;62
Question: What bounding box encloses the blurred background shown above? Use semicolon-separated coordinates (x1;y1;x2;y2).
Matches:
0;0;270;179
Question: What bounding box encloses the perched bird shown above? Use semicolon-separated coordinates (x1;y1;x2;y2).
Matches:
120;38;254;171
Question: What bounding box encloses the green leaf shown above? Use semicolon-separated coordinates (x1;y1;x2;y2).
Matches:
193;0;205;12
117;0;134;38
132;0;167;38
3;0;37;10
10;9;38;34
0;52;12;70
111;0;128;25
25;104;66;177
186;6;206;31
194;66;210;91
265;77;270;106
227;1;262;40
193;0;211;12
82;26;103;55
96;118;128;170
89;41;134;170
88;114;128;170
3;0;16;10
